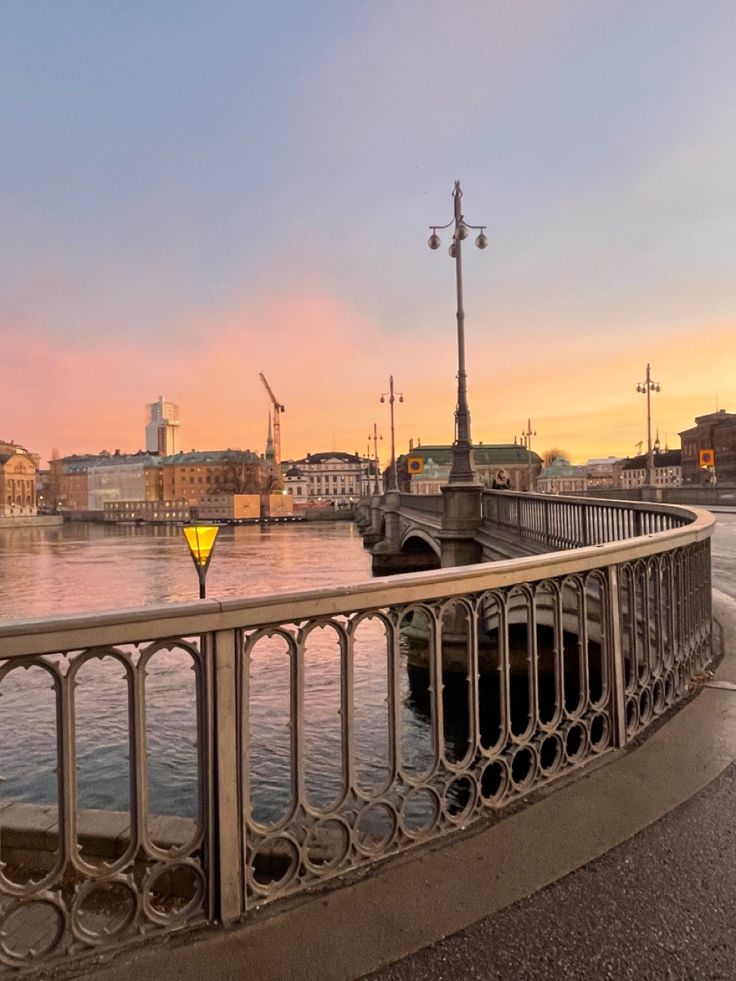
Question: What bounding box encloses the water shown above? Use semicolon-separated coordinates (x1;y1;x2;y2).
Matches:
1;514;733;826
0;521;393;822
0;520;374;620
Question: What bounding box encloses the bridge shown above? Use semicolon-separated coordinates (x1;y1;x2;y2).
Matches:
357;486;695;573
0;489;715;978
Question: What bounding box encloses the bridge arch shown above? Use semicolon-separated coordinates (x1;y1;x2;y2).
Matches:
399;528;441;559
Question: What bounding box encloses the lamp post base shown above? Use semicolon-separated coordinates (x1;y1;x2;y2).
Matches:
439;482;483;568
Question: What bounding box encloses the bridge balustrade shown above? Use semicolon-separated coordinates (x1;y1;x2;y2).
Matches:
0;500;713;976
398;493;444;514
482;490;691;550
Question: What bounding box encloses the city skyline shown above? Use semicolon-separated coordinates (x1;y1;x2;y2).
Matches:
2;2;734;464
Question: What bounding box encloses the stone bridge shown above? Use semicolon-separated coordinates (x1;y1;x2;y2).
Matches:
356;487;689;575
0;488;713;978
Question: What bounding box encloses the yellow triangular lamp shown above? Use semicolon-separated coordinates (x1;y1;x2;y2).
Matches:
182;524;220;598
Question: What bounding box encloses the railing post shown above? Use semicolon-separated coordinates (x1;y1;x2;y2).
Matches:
212;628;243;923
581;504;589;546
543;497;549;547
607;567;628;748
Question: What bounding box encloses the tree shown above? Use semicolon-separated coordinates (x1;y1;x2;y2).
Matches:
542;448;570;468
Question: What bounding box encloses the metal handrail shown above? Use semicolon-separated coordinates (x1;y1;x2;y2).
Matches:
0;496;715;973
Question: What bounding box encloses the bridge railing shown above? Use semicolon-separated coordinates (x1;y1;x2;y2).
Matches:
398;493;444;514
482;490;692;550
0;504;713;975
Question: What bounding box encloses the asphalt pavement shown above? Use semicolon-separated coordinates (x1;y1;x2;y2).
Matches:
367;514;736;981
712;513;736;601
367;761;736;981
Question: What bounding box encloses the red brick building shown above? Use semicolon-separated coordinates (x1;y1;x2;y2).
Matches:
679;410;736;485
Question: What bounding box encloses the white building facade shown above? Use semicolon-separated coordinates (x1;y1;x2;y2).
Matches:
283;452;371;506
620;450;682;489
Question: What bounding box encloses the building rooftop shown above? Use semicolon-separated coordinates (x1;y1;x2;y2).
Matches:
622;450;681;471
586;457;624;467
164;449;260;465
538;457;586;479
295;452;364;464
402;444;542;466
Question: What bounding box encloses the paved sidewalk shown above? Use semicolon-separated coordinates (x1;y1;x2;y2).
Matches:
366;523;736;981
367;759;736;981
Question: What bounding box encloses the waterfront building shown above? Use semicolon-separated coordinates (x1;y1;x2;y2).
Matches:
52;451;163;512
36;468;52;513
87;454;163;510
584;456;625;489
536;457;588;495
398;443;542;494
198;494;261;520
282;452;369;506
51;448;265;513
620;450;682;489
161;449;264;506
145;396;180;456
0;440;38;516
51;455;96;511
680;410;736;485
103;500;191;523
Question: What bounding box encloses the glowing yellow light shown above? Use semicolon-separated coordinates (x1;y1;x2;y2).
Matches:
183;525;219;569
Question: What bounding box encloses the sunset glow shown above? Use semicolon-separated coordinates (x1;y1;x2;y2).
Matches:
1;2;734;466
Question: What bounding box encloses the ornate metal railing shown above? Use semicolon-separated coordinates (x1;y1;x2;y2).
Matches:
0;501;713;975
482;490;691;550
483;491;690;549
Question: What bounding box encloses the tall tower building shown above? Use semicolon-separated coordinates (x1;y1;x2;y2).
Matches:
145;396;180;457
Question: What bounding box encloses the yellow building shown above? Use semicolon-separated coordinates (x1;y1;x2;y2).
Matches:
0;441;38;516
162;451;264;506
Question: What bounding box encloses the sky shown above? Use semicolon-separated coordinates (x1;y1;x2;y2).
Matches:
1;0;735;466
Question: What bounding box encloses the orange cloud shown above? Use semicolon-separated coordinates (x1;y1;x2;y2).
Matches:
1;291;734;468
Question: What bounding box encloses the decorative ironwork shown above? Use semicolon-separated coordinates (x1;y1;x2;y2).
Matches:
0;639;210;973
0;491;714;973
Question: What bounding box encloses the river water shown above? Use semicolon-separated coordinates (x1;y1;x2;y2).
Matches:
0;521;426;825
1;515;733;826
0;520;374;620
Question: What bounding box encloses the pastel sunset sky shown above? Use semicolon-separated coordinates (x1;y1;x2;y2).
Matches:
2;1;735;467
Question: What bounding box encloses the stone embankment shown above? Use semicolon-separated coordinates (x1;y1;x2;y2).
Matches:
0;515;63;529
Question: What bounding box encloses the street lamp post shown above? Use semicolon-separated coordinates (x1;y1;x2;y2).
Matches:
519;418;537;492
636;364;661;486
428;180;488;483
368;423;383;494
380;376;403;491
182;524;220;599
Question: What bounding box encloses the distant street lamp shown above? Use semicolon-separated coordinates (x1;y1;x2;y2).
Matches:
182;524;220;599
517;419;537;492
380;377;403;490
636;364;661;486
428;180;488;483
368;423;383;494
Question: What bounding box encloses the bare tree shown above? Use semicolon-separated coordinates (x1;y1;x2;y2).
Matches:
542;447;570;468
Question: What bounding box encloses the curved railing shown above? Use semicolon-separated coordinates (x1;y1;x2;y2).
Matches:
482;489;693;549
0;497;714;975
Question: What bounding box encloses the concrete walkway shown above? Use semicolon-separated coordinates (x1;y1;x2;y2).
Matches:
368;761;736;981
80;588;736;981
366;584;736;981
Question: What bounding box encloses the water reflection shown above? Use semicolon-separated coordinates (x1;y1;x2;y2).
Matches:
0;521;372;619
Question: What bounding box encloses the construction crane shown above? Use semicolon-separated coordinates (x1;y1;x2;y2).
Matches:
259;373;285;489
